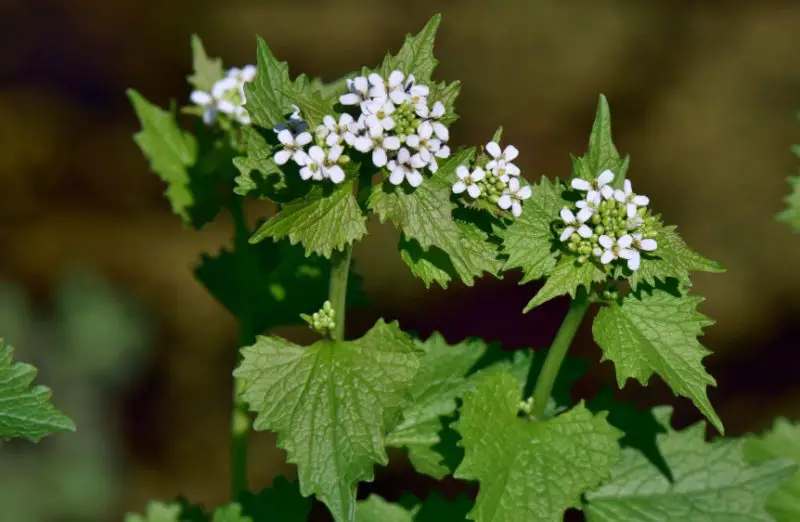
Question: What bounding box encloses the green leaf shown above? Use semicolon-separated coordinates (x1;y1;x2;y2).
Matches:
585;406;797;522
371;149;500;286
187;35;224;93
523;257;605;312
356;495;416;522
454;371;621;522
195;235;365;340
629;221;725;290
279;77;335;129
592;288;723;434
234;320;422;522
245;37;293;128
238;476;313;522
744;418;800;521
570;94;629;186
428;80;461;125
210;504;251;522
386;333;488;479
125;502;182;522
250;181;367;258
0;340;74;442
379;14;441;82
128;90;197;223
498;176;564;284
778;174;800;231
233;126;280;197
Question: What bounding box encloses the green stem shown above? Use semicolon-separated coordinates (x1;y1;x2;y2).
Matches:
328;245;353;341
531;296;590;418
228;196;253;500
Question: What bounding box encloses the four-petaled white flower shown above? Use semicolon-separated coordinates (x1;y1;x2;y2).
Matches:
631;232;657;253
190;65;256;126
406;121;442;164
486;141;521;181
322;113;357;146
559;207;594;241
364;99;396;131
571;169;615;201
189;90;219;125
576;191;601;211
302;145;346;184
598;234;639;269
274;129;312;166
427;101;450;142
387;148;425;187
354;124;402;167
614;179;650;217
453;166;486;198
340;76;371;107
498;178;532;217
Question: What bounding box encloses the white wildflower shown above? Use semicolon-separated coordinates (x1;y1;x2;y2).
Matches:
340;76;371;106
354;125;401;168
571;169;615;201
364;99;396;131
453;166;485;199
598;234;639;268
559;207;594;241
485;141;521;181
387;147;425;187
614;179;650;217
427;101;449;142
498;177;532;217
274;129;312;166
405;121;442;164
322;113;357;146
301;145;346;184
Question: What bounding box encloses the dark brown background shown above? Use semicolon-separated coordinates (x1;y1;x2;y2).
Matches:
2;0;799;520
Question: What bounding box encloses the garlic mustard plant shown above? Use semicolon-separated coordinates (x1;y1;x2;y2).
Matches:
122;14;799;522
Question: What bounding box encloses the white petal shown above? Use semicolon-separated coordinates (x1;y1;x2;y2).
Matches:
190;90;212;105
354;136;373;153
323;114;336;129
293;150;309;166
431;101;445;118
486;160;499;171
411;84;429;97
417;121;433;139
410;153;427;169
381;117;396;131
295;132;313;146
632;195;649;206
398;147;411;163
485;141;502;158
467;184;481;198
405;134;421;148
372;147;388;167
560;208;576;223
576;208;593;223
383;136;401;150
217;100;237;114
597;169;615;186
512;201;523;217
640;238;657;251
627;253;641;271
325;132;341;147
472;167;486;181
339;93;359;105
368;73;384;87
600;185;614;199
328;144;343;162
456;165;470;180
571;178;591;191
577;225;593;238
414;103;430;118
435;145;451;158
452;181;467;194
308;146;325;163
619;248;637;260
407;171;424;187
417;148;432;163
617;234;633;248
507;177;521;192
212;77;238;97
368;123;384;138
433;122;449;142
600;251;615;265
560;227;575;242
505;163;521;176
498;194;512;210
576;200;587;209
613;189;626;203
598;235;613;249
274;149;292;165
517;185;532;200
202;107;217;125
503;145;519;162
327;165;345;184
242;65;257;81
353;76;369;92
428;157;439;173
389;168;405;185
623;179;633;195
388;70;404;88
299;166;313;180
389;89;408;105
277;129;294;146
627;203;637;218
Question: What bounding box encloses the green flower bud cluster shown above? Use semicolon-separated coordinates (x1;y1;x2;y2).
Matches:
393;101;422;140
301;300;336;336
476;168;509;205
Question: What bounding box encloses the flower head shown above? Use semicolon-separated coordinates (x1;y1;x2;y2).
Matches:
485;141;521;181
614;179;650;218
559;207;594;241
598;234;640;270
498;178;532;217
453;166;486;198
571;169;615;201
387;147;425;187
274;129;312;166
354;124;401;168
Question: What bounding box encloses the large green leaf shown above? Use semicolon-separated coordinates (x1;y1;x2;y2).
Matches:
378;14;442;82
250;181;368;258
592;289;723;434
585;407;796;522
523;257;605;312
234;320;422;522
454;371;621;522
570;94;629;186
244;37;293;128
0;340;74;442
744;418;800;521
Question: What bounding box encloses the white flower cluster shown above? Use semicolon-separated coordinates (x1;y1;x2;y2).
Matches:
270;70;452;187
190;65;256;126
559;169;657;271
452;140;530;217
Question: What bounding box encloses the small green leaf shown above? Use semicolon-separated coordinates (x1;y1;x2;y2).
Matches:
234;320;422;522
454;371;621;522
245;37;293;128
592;289;723;434
356;493;473;522
237;476;312;522
570;94;629;186
744;418;800;521
498;176;564;284
128;90;197;224
125;502;182;522
778;174;800;231
210;504;251;522
250;181;367;258
279;78;335;129
629;221;724;290
428;80;461;125
523;257;605;312
0;340;74;442
379;14;442;82
585;406;797;522
387;333;488;478
187;35;224;93
356;495;416;522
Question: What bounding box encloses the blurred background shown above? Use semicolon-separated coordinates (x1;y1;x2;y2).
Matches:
2;0;800;520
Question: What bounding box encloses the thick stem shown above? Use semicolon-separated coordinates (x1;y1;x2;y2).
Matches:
531;296;590;418
328;245;353;341
228;196;253;500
